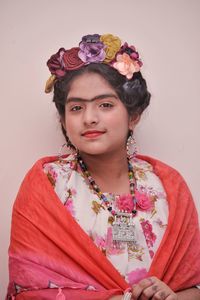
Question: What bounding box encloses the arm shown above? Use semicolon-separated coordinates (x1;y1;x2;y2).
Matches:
176;287;200;299
131;277;200;300
109;287;200;299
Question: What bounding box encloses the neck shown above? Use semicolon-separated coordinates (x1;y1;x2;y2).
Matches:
78;150;133;195
79;150;128;179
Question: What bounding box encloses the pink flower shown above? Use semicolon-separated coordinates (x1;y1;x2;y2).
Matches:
135;190;153;211
149;250;154;258
141;220;157;248
48;168;58;180
119;42;143;66
116;194;134;212
70;188;77;196
64;198;75;216
113;53;140;79
127;268;148;285
95;235;106;249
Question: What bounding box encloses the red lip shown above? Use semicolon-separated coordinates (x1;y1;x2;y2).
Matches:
82;130;105;138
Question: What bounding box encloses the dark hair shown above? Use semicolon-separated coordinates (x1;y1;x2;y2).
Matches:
53;63;151;141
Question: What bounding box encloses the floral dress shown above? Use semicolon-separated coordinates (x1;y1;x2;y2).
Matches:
44;155;168;286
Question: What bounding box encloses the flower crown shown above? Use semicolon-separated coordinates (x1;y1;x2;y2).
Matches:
45;33;142;93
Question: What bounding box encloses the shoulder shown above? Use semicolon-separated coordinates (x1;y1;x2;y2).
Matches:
13;154;76;208
18;154;75;191
133;154;191;194
135;154;194;202
43;155;76;187
135;154;184;181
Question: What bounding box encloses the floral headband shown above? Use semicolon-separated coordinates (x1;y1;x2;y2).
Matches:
45;33;142;93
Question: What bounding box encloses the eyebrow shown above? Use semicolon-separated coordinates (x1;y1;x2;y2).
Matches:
66;93;118;104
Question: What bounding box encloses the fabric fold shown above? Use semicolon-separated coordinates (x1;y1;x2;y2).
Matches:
7;155;200;299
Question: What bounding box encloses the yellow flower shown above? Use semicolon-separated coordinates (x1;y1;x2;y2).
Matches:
45;74;56;93
108;216;115;225
100;34;121;63
92;201;104;214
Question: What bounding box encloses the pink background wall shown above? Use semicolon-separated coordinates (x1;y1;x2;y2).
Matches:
1;0;200;297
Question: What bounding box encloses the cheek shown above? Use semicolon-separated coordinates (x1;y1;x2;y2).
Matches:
65;121;74;134
64;112;74;130
111;110;130;130
64;117;80;144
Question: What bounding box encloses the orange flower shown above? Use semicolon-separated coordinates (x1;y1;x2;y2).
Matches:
113;53;140;79
100;34;121;63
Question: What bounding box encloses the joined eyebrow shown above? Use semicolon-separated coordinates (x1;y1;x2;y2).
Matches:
66;93;118;104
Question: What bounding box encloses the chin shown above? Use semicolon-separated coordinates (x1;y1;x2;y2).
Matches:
80;150;107;156
78;146;110;156
80;147;124;158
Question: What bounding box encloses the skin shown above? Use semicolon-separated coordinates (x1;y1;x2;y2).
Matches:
62;72;200;300
110;277;200;299
63;72;138;194
64;73;136;158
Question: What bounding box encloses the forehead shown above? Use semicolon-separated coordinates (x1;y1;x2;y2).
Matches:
67;72;117;99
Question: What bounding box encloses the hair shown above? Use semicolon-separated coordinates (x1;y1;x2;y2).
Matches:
52;63;151;141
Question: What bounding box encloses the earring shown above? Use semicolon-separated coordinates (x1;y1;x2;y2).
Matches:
58;140;77;161
127;130;138;158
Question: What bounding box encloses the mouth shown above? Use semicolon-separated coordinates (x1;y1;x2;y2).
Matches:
81;130;106;138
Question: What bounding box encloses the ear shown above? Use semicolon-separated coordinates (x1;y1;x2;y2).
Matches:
128;114;141;131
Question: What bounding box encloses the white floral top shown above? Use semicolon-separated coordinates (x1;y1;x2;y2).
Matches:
43;155;168;286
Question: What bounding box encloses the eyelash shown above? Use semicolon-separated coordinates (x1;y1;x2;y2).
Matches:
69;102;114;112
70;105;82;111
99;102;114;108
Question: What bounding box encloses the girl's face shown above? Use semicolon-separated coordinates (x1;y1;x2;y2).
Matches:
63;72;137;157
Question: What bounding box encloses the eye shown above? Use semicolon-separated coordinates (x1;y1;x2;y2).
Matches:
99;102;114;108
70;105;82;112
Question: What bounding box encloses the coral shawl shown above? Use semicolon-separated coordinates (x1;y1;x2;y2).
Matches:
7;155;200;299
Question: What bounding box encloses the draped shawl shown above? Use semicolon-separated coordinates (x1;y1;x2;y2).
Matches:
7;155;200;299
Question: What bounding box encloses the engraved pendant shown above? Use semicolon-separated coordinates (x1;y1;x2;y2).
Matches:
112;212;135;242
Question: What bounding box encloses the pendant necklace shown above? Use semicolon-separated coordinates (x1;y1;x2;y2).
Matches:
77;156;137;243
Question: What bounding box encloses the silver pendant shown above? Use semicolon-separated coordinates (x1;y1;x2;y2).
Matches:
112;212;136;242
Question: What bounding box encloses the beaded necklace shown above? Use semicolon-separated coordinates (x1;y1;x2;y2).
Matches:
77;156;137;242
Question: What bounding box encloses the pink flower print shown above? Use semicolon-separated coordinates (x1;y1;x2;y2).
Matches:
127;268;148;285
116;194;134;212
141;220;157;248
64;198;75;217
155;218;167;229
135;190;153;211
94;235;106;251
106;228;124;255
46;168;58;187
106;227;113;248
69;160;77;170
149;250;155;258
70;188;77;196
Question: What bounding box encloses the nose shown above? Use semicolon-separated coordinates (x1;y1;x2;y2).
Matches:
83;105;99;126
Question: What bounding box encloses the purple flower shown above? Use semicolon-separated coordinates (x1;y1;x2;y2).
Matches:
78;40;106;63
81;34;100;43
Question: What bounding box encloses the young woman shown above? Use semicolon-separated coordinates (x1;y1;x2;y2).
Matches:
7;34;200;300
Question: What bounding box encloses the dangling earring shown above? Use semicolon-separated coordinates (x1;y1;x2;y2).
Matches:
58;138;77;161
58;143;70;161
127;130;138;158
